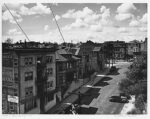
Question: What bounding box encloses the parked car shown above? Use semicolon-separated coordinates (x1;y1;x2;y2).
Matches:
109;66;117;73
129;58;134;62
119;93;131;100
109;95;129;103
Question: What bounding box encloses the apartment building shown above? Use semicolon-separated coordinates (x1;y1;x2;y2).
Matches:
2;48;58;114
55;49;80;98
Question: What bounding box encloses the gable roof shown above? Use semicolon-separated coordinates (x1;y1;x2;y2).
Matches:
55;51;67;62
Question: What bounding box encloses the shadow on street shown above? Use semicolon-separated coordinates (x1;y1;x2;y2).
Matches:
108;68;120;75
79;107;98;114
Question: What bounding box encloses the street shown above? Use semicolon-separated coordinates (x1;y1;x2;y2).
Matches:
79;61;131;114
47;61;131;114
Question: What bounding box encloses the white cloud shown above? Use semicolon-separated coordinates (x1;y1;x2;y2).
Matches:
115;3;136;21
140;13;147;24
2;10;23;24
8;29;22;35
118;27;128;33
84;14;101;24
100;6;106;13
18;3;51;16
115;13;133;21
53;15;61;21
30;3;50;15
71;19;89;28
117;3;136;14
3;26;147;44
62;9;75;18
62;6;113;31
62;7;94;19
139;27;147;32
90;23;103;32
44;25;49;31
100;5;112;26
129;19;140;27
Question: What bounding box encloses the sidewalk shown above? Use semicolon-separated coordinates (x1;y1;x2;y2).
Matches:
46;68;109;114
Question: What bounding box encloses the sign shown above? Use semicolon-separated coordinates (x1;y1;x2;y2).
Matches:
8;95;19;103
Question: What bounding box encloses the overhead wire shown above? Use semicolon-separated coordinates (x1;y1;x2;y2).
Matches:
48;3;66;43
4;3;31;42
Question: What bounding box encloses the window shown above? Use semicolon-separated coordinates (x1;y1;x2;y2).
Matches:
47;81;53;88
46;56;53;63
24;57;33;65
9;102;14;110
24;98;37;112
67;63;69;69
14;89;18;96
25;72;33;81
14;59;18;66
46;68;53;75
25;87;33;97
59;65;63;71
46;92;54;103
14;73;18;82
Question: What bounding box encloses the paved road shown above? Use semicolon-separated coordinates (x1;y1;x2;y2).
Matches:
80;61;131;114
47;61;131;114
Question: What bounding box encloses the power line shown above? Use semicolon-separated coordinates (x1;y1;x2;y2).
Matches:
48;4;65;43
4;3;31;42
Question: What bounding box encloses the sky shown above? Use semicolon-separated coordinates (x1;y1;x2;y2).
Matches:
2;3;147;43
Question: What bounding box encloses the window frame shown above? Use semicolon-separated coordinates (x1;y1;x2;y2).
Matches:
25;71;33;81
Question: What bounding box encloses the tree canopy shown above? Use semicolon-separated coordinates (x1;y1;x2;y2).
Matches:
119;53;147;114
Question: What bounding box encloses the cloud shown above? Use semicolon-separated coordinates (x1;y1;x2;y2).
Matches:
52;15;61;21
8;29;22;35
21;3;51;15
62;7;94;19
29;3;51;15
139;27;147;32
115;3;136;21
118;27;128;33
62;6;113;31
44;25;49;31
100;5;112;26
140;13;147;24
62;9;75;18
129;19;140;27
90;23;103;32
2;10;23;24
6;3;51;16
117;3;136;14
115;13;133;21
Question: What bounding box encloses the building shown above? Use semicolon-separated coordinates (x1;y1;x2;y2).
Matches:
103;41;127;61
141;37;147;53
2;48;59;114
127;40;141;58
69;41;105;78
55;49;80;99
91;47;105;72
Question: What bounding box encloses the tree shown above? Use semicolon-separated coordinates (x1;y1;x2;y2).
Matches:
119;53;147;114
5;38;13;44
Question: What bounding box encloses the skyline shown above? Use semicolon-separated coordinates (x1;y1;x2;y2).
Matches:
2;3;147;43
